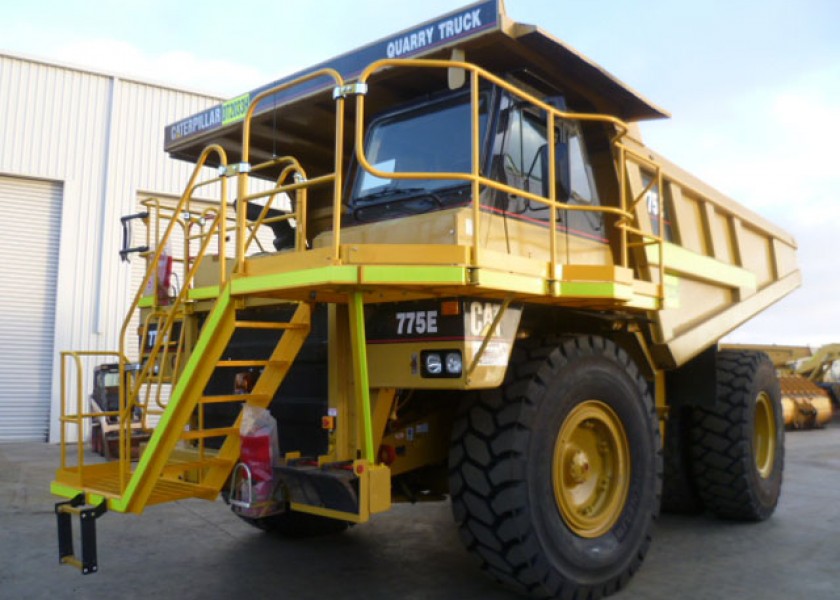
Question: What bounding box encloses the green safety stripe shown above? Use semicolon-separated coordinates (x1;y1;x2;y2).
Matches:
360;265;467;285
556;281;634;300
50;482;82;499
189;286;220;300
231;266;359;295
349;292;375;464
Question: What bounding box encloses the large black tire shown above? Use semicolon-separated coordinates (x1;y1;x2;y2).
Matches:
236;510;350;537
690;350;784;521
661;405;704;514
449;336;661;599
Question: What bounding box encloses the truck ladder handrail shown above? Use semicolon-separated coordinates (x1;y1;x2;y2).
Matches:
137;308;188;414
116;144;229;490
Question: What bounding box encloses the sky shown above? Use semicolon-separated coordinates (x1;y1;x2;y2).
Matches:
2;0;839;347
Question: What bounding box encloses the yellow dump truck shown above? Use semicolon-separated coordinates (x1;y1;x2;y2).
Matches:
52;2;801;597
724;344;838;428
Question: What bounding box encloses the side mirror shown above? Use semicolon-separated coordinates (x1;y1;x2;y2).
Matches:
447;48;466;90
537;139;570;202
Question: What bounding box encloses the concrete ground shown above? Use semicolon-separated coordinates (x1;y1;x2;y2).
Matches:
2;421;839;600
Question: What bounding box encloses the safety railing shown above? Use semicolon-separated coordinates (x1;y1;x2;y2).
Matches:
228;59;666;298
135;307;185;414
351;58;666;293
112;144;230;490
240;156;309;255
57;351;128;471
616;147;667;297
236;68;345;272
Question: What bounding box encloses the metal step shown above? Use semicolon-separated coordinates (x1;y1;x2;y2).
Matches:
180;426;238;441
160;456;234;476
55;494;107;575
146;478;219;505
215;359;269;368
199;393;270;405
234;320;307;330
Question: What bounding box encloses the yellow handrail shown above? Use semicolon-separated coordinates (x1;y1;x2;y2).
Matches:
231;58;659;294
352;58;665;294
58;350;127;472
240;157;312;254
115;144;229;490
238;68;344;271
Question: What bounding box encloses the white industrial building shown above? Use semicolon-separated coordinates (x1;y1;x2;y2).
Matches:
0;51;224;442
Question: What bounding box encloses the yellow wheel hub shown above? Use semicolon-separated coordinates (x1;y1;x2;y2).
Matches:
753;391;776;479
553;400;630;538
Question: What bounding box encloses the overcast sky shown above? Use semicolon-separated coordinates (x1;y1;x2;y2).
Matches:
2;0;838;347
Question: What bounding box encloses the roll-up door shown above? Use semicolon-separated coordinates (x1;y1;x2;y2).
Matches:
0;175;62;441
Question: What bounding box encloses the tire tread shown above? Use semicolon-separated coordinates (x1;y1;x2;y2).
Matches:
449;335;660;599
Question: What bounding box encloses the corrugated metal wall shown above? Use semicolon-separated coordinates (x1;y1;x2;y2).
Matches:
0;52;223;442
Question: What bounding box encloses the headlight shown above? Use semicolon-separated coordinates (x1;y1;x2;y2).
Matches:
445;352;463;374
420;350;461;378
424;353;442;375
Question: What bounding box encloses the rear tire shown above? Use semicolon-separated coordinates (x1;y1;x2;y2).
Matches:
690;350;784;521
661;405;704;514
449;336;661;599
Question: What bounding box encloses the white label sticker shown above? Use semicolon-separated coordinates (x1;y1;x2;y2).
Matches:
470;341;511;367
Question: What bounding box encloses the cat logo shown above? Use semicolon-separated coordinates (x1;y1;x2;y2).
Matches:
469;301;503;337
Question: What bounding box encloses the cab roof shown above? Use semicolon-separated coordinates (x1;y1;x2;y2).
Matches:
164;0;667;170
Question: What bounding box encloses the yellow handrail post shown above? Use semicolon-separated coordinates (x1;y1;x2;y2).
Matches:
219;176;228;286
74;354;84;475
656;167;666;304
470;70;481;268
236;171;248;275
619;144;628;268
333;90;345;261
547;110;557;279
59;352;67;469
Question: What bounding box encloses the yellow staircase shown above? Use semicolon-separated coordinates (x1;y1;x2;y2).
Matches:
53;280;312;571
53;287;311;511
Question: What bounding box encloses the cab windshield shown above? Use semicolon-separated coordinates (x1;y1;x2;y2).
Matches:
351;91;488;220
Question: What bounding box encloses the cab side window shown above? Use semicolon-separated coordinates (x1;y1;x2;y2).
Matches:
498;101;604;239
503;109;548;210
565;126;604;239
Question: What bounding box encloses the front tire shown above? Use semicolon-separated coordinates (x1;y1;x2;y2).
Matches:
449;336;661;599
690;350;784;521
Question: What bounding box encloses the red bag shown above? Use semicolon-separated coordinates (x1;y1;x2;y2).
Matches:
240;432;273;482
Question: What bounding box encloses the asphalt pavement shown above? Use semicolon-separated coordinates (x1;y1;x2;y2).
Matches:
2;420;839;600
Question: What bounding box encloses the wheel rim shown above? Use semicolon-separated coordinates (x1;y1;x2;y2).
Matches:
753;391;776;478
552;400;630;538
